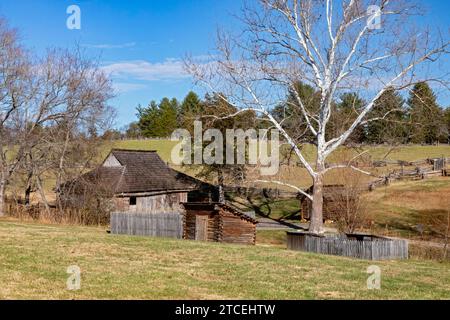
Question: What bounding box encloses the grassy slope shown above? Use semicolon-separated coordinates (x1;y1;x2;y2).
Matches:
105;140;450;163
0;220;449;299
365;177;450;238
100;140;450;190
234;177;450;240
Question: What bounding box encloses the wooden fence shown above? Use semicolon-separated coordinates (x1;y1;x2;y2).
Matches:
110;212;183;238
287;232;408;260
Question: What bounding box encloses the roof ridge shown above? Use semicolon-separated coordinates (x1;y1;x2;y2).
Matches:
111;149;158;153
113;165;127;194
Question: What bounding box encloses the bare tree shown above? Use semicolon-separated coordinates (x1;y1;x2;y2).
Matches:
328;166;369;234
0;19;30;216
0;19;114;216
186;0;449;234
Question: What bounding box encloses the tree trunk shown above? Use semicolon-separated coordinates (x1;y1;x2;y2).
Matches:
36;175;51;215
218;169;225;204
24;186;31;206
24;155;33;206
309;173;324;234
0;180;6;217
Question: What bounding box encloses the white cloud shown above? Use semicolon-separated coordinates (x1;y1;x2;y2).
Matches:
101;58;190;81
83;42;136;49
112;82;148;94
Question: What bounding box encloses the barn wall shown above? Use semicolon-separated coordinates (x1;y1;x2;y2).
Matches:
219;209;256;245
114;197;130;212
114;192;187;214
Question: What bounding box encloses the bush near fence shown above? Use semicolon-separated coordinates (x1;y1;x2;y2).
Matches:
5;198;109;225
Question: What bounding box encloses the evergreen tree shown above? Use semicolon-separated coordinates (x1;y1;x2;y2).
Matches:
444;107;450;144
158;97;179;137
137;98;180;138
407;82;444;144
196;93;256;202
137;101;160;137
180;91;203;132
272;81;321;144
366;87;406;144
335;93;366;144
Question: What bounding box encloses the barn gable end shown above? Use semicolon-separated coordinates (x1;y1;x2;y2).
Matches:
103;154;122;167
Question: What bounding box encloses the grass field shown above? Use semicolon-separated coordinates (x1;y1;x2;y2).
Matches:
0;219;449;299
105;139;450;164
365;177;450;239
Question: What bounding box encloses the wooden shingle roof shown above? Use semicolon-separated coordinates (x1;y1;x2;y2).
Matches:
64;149;200;195
106;149;198;194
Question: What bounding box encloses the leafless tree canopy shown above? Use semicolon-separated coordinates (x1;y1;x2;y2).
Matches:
186;0;449;233
0;19;115;216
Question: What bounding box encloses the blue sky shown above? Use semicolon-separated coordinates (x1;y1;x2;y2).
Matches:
0;0;448;128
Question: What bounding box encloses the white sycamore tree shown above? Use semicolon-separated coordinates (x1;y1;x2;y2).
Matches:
186;0;449;234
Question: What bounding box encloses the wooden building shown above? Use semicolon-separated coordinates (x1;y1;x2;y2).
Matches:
59;149;218;214
60;149;257;245
298;184;357;222
182;202;258;245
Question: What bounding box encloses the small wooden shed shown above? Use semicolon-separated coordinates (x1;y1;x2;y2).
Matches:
182;202;258;245
298;184;358;221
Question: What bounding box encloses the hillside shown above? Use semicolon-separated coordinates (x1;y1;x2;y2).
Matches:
0;220;448;299
106;140;450;164
99;140;450;190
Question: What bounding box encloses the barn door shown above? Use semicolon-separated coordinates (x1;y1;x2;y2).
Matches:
195;215;208;241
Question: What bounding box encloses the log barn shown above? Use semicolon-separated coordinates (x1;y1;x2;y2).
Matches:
182;202;257;245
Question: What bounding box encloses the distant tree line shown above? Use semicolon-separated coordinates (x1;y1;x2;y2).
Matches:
273;81;449;146
120;82;449;145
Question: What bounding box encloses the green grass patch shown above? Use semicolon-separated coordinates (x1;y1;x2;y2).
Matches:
256;230;287;247
0;220;449;299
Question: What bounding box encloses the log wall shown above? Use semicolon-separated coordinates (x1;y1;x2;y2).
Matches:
135;192;187;213
219;209;256;245
182;204;256;245
183;209;220;242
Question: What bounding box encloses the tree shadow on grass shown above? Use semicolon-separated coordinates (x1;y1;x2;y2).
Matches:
229;194;305;230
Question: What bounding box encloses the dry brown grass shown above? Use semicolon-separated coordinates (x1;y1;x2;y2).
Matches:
365;177;450;241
